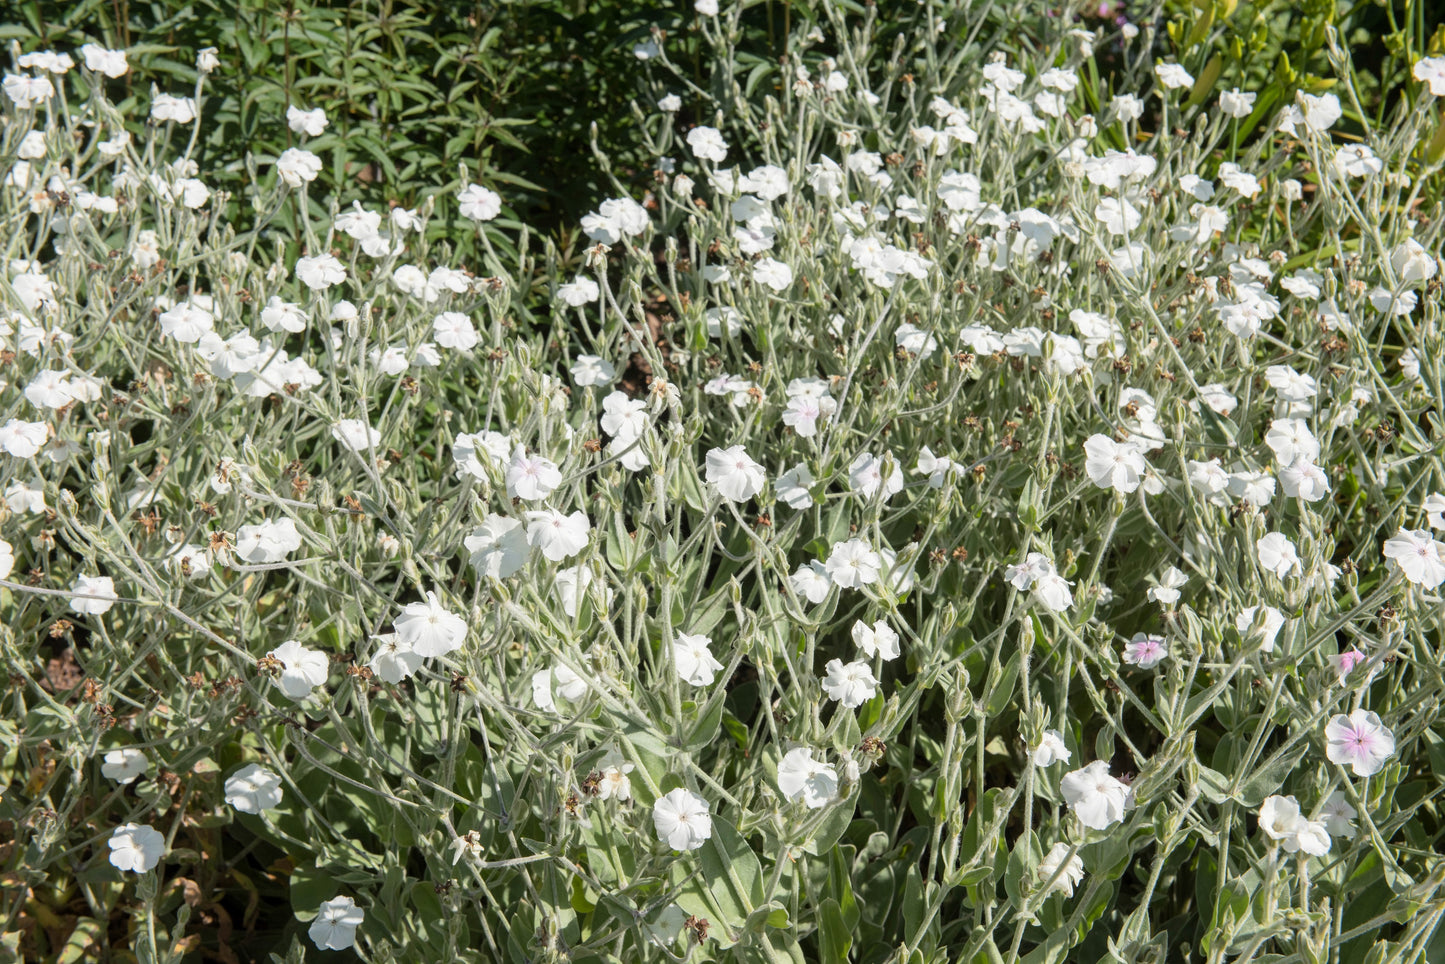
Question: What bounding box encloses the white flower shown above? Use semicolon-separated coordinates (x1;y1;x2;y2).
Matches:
286;105;329;137
695;0;719;14
1320;791;1357;839
753;258;794;292
1154;63;1194;89
790;561;832;603
161;543;211;581
1256;532;1300;579
308;896;364;951
849;452;904;501
673;632;724;686
294;254;346;292
331;419;380;453
101;748;148;785
150;93;196;124
1147;566;1187;605
1325;709;1396;777
1392;238;1437;284
852;619;900;660
1083;435;1147;494
705;445;765;502
158;301;214;343
81;44;129;78
1258;795;1330;855
70;575;117;615
276;148;322;187
432;312;478;351
653;789;713;851
777;748;838;809
556;276;600;307
597;752;635;801
109;823;166;873
825;539;882;589
368;634;424;683
775;463;815;509
235;519;303;564
458;184;502;221
465;515;529;579
1060;760;1131;830
525;509;591;561
1030;730;1071;767
225;764;284;813
1037;843;1085;897
506;447;562;501
1414;56;1445;96
686;126;729;163
393;591;467;658
1265;418;1320;464
821;659;879;708
1236;605;1285;652
269;639;329;700
261;296;307;333
571;355;615;387
1382;528;1445;588
532;664;588;711
658;93;682;112
1279;458;1330;502
1219;87;1256;118
1424;493;1445;530
0;419;49;458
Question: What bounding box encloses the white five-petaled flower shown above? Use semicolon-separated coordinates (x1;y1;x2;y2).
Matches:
393;591;467;658
777;747;839;809
69;574;117;615
101;748;148;784
368;633;424;684
1037;842;1085;897
653;788;713;851
852;619;900;660
225;763;284;813
235;518;303;564
1146;566;1187;605
1083;434;1148;494
1235;605;1285;652
531;664;588;711
673;632;724;686
1030;730;1071;767
1257;795;1330;855
821;659;880;708
268;639;329;700
1256;532;1300;579
109;823;166;873
308;896;364;951
704;445;765;502
824;539;882;589
685;126;728;163
465;515;529;579
525;509;591;561
1324;709;1396;777
458;183;502;221
506;447;562;501
331;419;380;453
1060;760;1131;830
286;105;329;137
276;148;322;187
1382;528;1445;588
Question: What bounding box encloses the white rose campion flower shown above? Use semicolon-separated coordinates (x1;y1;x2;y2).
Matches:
295;254;346;290
1219;87;1256;118
308;896;364;951
686;126;729;163
70;574;117;615
753;257;794;291
260;296;307;333
1258;795;1330;855
432;311;478;350
1;418;49;458
393;591;467;658
1391;238;1437;284
1038;843;1085;897
824;539;882;589
268;639;329;700
1236;605;1285;652
101;747;148;784
235;518;303;564
81;44;129;78
1256;532;1300;579
151;93;196;124
368;633;424;683
526;509;591;561
1154;62;1193;89
1415;56;1445;95
556;276;600;307
532;664;588;711
822;658;880;708
704;445;765;502
673;632;724;686
109;823;166;873
458;183;502;221
849;452;904;501
1382;528;1445;588
506;447;562;501
465;515;529;579
1060;760;1131;830
852;619;900;660
653;788;713;851
225;763;284;813
1321;791;1358;839
777;748;839;808
158;301;214;343
1324;709;1396;777
331;419;380;453
286;105;329;137
1121;633;1168;669
1083;434;1148;494
570;354;616;387
276;148;322;187
791;561;832;603
1030;730;1071;767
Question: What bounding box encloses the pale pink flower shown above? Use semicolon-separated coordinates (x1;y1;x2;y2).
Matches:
1324;709;1395;776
